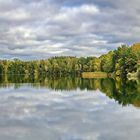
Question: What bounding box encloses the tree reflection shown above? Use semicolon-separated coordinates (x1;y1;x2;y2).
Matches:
0;75;140;107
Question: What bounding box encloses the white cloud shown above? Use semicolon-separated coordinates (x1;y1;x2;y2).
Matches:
54;4;99;23
0;8;30;21
61;4;99;15
0;0;140;59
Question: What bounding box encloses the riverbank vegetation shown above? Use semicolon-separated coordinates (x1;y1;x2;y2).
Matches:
0;43;140;78
82;72;108;78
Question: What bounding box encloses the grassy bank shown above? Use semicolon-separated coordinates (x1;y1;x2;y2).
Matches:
82;72;108;78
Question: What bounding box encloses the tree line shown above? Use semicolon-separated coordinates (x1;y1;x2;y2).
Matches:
0;43;140;77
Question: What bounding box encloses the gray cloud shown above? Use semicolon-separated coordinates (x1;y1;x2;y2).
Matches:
0;0;140;60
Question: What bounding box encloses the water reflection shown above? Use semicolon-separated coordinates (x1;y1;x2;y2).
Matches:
0;75;140;140
0;75;140;107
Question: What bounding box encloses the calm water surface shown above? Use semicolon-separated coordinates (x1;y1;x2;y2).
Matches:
0;76;140;140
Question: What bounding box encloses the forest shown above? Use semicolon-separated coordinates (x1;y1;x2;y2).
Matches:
0;43;140;78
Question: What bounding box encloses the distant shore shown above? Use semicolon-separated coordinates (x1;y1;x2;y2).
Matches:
81;72;108;78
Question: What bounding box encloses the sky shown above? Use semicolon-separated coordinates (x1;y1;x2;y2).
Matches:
0;0;140;60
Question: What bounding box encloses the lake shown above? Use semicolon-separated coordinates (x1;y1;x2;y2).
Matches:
0;75;140;140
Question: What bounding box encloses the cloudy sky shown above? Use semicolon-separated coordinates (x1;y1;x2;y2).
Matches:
0;0;140;60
